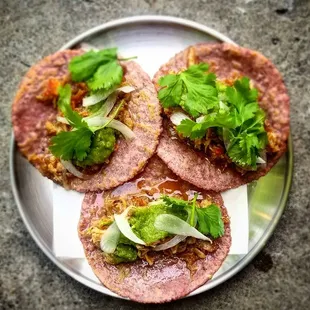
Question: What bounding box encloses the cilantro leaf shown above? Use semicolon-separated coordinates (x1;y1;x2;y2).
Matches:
50;84;93;161
184;83;218;117
161;195;194;223
57;85;88;128
69;48;118;82
87;61;123;91
49;127;93;161
176;119;199;138
158;63;218;117
226;77;259;124
177;110;240;140
162;195;224;238
170;69;267;169
196;205;224;238
157;74;183;107
162;195;191;210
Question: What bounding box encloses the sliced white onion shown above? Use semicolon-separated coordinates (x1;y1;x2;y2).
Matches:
256;156;266;164
83;86;135;107
102;92;118;117
196;116;205;123
56;116;69;125
108;120;135;140
154;214;212;242
85;116;110;127
85;117;135;140
170;111;190;126
100;222;121;254
83;89;113;107
114;207;146;245
80;42;99;52
154;235;187;251
60;159;86;179
257;150;267;165
116;85;135;93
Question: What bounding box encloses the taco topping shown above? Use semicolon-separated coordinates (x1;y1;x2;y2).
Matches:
158;63;268;172
38;48;137;177
84;194;224;265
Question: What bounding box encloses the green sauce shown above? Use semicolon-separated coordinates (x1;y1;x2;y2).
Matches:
76;128;115;167
129;204;187;244
104;204;187;264
106;244;138;264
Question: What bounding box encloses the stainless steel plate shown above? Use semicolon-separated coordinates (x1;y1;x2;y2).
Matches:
10;16;293;300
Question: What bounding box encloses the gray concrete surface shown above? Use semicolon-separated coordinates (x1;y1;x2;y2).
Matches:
0;0;310;309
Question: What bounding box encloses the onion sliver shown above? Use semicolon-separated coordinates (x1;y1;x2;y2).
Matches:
257;150;267;165
256;157;266;164
116;86;135;93
196;116;205;123
83;89;113;107
100;222;121;254
85;117;135;140
154;214;212;242
85;116;110;127
170;111;190;126
102;92;118;117
108;120;135;140
154;235;187;251
83;86;135;107
114;208;146;245
56;116;69;125
60;159;86;179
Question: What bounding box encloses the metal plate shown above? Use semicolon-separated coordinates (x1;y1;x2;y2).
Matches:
10;16;293;300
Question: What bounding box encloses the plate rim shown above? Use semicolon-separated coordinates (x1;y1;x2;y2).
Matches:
10;15;293;301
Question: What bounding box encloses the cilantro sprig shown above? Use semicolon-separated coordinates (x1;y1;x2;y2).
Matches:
158;63;267;169
69;48;118;82
49;47;128;162
158;63;218;118
56;84;89;129
162;195;224;238
49;127;93;161
49;85;94;161
49;84;124;162
69;48;123;93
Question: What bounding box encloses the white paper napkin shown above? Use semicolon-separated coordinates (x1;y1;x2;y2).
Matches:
53;184;248;258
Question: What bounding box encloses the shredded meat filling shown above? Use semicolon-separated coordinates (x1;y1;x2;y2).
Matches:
85;191;228;269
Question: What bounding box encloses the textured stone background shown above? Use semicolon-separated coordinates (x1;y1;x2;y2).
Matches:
1;0;310;309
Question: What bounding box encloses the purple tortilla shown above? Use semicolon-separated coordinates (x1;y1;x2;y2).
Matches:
12;50;162;192
79;156;231;303
153;43;290;192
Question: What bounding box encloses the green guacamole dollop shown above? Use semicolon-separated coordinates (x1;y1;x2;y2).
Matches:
107;244;138;264
104;204;187;264
129;204;188;244
76;128;116;167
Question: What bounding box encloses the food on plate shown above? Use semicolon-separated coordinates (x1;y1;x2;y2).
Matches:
12;48;162;191
153;43;290;191
79;156;231;303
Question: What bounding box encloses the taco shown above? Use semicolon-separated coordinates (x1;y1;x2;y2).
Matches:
12;48;162;192
153;43;290;191
79;156;231;303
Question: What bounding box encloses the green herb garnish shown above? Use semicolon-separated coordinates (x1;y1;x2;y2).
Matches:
69;48;123;93
158;63;218;118
49;127;93;161
49;85;94;161
159;63;267;169
69;48;118;82
162;195;224;238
